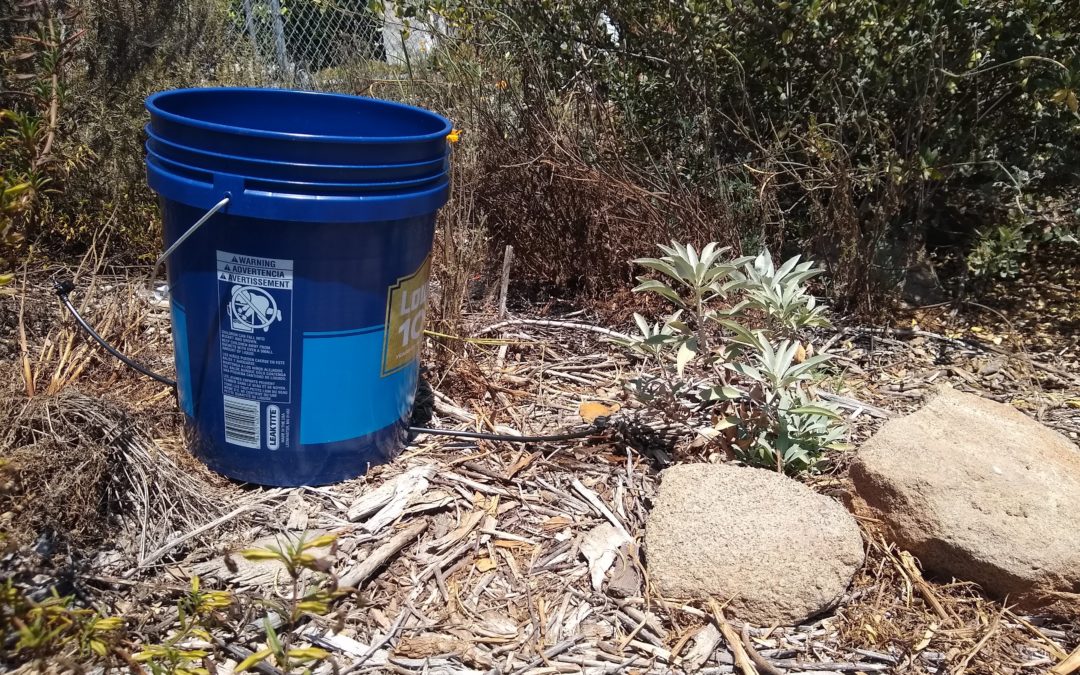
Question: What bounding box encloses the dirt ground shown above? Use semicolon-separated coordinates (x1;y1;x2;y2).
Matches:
1;247;1078;673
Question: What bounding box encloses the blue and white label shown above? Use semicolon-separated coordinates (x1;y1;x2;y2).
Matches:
266;404;282;450
217;250;293;449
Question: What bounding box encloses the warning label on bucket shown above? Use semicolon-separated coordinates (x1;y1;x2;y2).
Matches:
216;250;293;449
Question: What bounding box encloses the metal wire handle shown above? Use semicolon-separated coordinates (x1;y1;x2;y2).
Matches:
148;195;231;295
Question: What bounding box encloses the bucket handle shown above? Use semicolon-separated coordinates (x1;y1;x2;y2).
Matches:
149;195;231;295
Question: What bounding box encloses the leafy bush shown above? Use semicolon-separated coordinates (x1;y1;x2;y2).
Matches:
7;0;1076;307
0;0;85;283
619;243;844;473
0;177;32;286
966;204;1079;281
966;220;1033;280
403;0;1080;306
229;532;341;673
46;0;244;259
0;579;124;666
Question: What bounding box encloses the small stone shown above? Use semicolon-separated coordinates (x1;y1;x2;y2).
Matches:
850;386;1080;618
978;358;1005;376
645;463;864;625
605;543;642;598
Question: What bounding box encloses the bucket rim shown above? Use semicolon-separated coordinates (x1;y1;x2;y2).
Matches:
146;148;450;191
146;87;453;145
148;159;450;222
144;124;449;173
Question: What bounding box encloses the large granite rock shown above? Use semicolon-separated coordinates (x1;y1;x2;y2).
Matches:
850;386;1080;617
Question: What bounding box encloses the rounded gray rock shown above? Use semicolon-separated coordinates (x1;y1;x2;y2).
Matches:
645;463;865;625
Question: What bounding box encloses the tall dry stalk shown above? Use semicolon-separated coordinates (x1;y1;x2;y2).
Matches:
430;147;487;348
17;260;34;398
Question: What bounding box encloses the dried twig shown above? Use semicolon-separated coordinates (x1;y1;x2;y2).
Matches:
897;550;953;624
17;262;34;397
741;623;785;675
766;659;890;672
477;318;632;341
499;244;514;319
571;478;631;540
1004;608;1068;660
812;390;892;419
140;493;281;567
503;636;584;675
709;600;757;675
951;606;1003;675
338;519;429;589
847;326;1080;385
1051;644;1080;675
340;602;412;673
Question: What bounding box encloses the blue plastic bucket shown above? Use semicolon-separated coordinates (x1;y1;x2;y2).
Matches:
145;88;451;486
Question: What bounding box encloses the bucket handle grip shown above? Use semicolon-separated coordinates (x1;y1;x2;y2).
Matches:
149;195;231;295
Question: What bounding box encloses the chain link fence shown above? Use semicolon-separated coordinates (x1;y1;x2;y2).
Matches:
26;0;455;264
224;0;444;91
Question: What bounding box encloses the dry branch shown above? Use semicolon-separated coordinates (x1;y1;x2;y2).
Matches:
477;318;632;341
1052;644;1080;675
338;519;429;589
709;600;758;675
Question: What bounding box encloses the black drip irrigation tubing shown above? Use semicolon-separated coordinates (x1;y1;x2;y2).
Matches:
406;426;601;442
54;279;603;444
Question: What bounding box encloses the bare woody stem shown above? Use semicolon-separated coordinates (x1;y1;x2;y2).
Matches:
36;4;60;168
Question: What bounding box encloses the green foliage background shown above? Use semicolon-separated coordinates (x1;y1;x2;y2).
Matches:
2;0;1077;303
447;0;1079;303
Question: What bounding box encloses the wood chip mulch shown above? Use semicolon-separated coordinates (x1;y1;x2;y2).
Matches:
2;270;1079;675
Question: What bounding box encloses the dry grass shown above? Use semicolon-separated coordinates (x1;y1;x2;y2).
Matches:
429;145;490;349
471;109;765;299
0;390;232;557
0;393;111;548
0;261;238;559
834;534;1074;674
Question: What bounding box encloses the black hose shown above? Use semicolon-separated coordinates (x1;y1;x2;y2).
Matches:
407;424;603;442
54;279;179;388
54;278;608;445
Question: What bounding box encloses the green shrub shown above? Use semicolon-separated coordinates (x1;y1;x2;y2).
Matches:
0;0;86;282
403;0;1080;305
0;579;125;667
618;242;844;474
10;0;1077;305
966;219;1033;280
966;204;1079;281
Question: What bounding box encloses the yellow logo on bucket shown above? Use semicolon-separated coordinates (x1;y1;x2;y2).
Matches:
382;256;431;376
